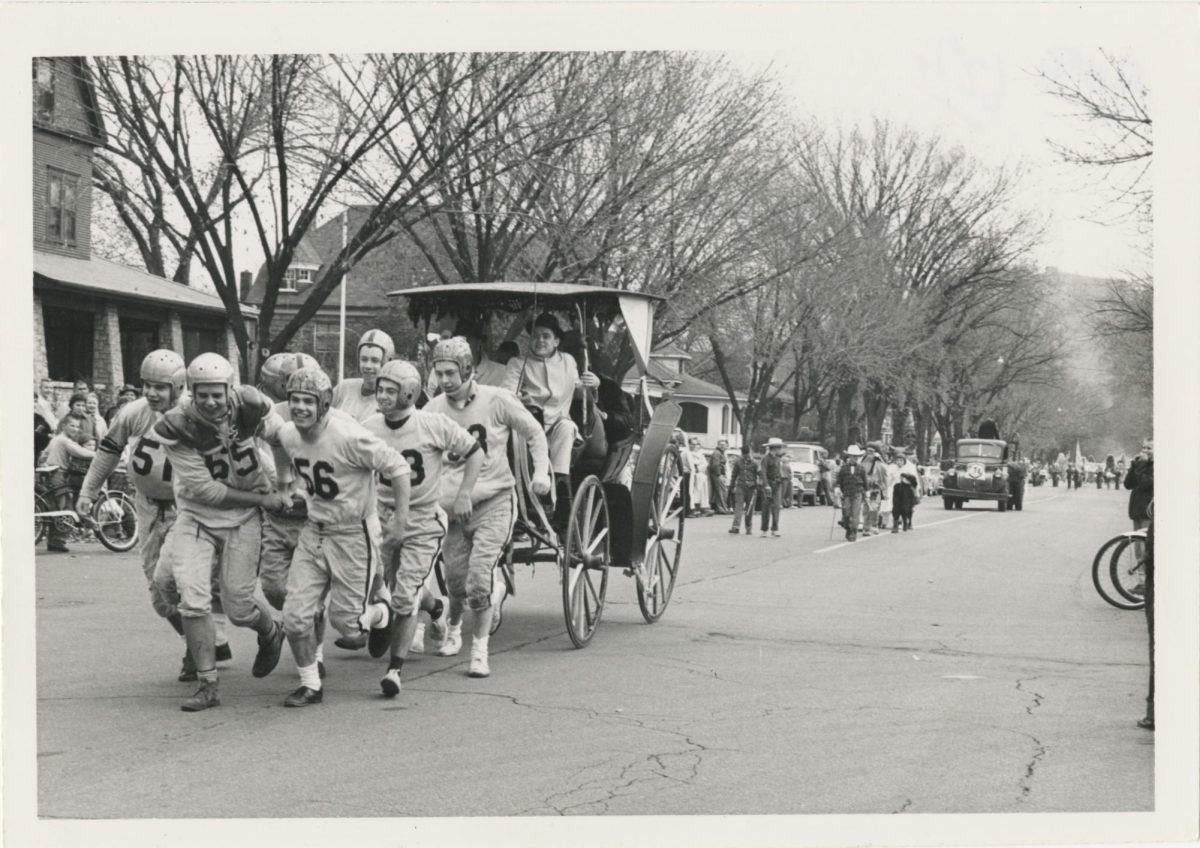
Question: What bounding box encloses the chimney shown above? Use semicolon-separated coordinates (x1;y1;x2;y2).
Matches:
239;270;252;302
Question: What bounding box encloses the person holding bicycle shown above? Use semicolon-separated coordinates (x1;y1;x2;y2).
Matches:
42;415;95;552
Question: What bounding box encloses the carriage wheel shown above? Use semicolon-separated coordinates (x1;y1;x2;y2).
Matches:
562;476;610;648
637;449;684;623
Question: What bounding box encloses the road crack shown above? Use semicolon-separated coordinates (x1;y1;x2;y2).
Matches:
1015;677;1045;716
1017;735;1047;802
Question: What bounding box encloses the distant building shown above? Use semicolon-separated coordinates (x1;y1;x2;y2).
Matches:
32;57;250;396
623;344;746;449
242;207;438;379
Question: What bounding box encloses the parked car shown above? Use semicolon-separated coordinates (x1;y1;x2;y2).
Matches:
940;438;1025;511
782;443;827;506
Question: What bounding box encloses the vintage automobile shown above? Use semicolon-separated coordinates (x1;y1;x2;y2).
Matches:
782;442;827;506
940;438;1026;511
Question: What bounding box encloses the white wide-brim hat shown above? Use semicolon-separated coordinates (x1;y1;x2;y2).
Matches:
844;445;865;457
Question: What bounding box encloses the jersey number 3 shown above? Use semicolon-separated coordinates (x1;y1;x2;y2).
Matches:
294;458;340;500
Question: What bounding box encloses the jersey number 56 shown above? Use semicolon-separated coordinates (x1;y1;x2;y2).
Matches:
294;458;340;500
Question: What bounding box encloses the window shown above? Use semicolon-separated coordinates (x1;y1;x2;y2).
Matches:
33;58;54;123
678;402;708;434
44;306;94;382
280;268;314;292
45;168;78;245
120;318;160;387
183;326;221;364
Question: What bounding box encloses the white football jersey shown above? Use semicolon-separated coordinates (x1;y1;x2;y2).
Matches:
276;411;408;526
424;382;548;509
332;377;381;424
363;408;478;512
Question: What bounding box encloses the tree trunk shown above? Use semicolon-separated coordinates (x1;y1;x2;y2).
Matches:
834;380;857;449
863;384;889;441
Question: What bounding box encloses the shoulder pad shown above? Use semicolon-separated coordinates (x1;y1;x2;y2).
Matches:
154;407;194;446
232;385;270;434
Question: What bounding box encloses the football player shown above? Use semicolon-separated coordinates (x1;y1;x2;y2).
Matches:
151;353;294;712
424;337;550;678
276;367;411;707
331;329;394;424
360;359;484;697
256;351;332;677
75;350;233;680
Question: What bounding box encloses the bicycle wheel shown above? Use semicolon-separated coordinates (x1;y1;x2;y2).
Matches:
1109;536;1148;605
92;491;139;553
1091;534;1143;610
34;493;51;544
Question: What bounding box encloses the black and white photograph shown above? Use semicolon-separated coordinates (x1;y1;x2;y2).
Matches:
3;3;1197;846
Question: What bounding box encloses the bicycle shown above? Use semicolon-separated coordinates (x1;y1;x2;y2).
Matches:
34;465;140;553
1091;528;1147;610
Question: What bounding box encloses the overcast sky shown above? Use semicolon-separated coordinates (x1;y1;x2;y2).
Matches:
739;18;1156;281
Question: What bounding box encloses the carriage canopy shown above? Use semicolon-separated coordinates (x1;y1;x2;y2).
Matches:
386;282;664;374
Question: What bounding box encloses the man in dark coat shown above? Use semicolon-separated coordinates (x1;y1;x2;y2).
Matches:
1124;439;1154;531
834;445;868;542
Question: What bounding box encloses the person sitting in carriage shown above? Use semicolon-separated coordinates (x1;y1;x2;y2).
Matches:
502;312;601;527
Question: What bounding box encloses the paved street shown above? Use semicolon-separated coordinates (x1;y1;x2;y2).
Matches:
34;484;1152;818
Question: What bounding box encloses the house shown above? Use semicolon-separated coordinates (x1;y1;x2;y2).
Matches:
32;57;251;398
242;206;437;380
623;344;746;449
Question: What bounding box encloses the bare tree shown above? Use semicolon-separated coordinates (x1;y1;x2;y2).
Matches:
88;53;549;376
1038;50;1152;228
1038;50;1153;356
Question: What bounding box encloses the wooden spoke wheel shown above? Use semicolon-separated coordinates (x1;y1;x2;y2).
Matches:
637;447;684;623
562;476;610;648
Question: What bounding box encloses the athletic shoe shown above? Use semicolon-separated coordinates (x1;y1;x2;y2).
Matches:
215;642;233;663
1137;716;1154;731
435;625;462;657
468;644;490;678
380;668;402;698
251;622;285;678
334;633;368;651
728;528;739;534
771;531;780;537
409;622;427;654
178;650;198;683
181;680;220;712
428;599;449;647
284;685;323;707
367;607;394;659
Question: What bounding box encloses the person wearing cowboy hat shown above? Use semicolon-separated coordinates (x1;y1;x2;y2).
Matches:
834;445;869;541
502;312;600;532
760;437;786;537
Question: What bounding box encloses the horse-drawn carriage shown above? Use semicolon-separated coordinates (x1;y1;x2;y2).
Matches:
387;282;687;647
